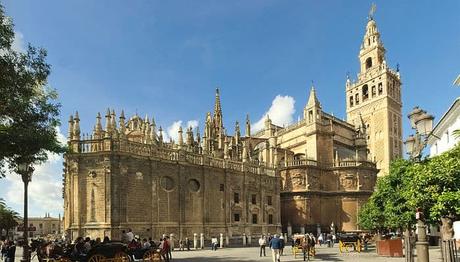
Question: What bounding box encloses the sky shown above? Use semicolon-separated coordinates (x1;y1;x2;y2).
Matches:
0;0;459;218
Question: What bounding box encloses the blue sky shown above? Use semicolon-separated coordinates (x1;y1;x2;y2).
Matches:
1;0;459;217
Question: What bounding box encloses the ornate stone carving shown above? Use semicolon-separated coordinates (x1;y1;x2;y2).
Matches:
292;173;304;190
340;174;357;190
88;170;97;178
135;171;143;180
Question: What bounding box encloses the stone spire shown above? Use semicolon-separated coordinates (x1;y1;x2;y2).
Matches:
119;110;126;137
306;85;321;108
68;115;74;140
73;111;80;140
111;110;118;133
213;88;223;134
245;114;251;137
234;121;241;145
93;112;103;138
104;108;111;138
304;85;322;122
149;117;156;142
178;126;184;147
186;126;193;146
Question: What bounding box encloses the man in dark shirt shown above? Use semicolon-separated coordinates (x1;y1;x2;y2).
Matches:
4;240;16;262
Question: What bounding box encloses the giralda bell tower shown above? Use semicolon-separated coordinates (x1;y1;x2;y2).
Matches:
346;10;403;176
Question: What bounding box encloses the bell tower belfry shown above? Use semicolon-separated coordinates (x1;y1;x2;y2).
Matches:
346;11;403;176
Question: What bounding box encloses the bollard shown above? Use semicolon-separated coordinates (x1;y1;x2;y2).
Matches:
243;233;247;246
220;233;224;248
193;233;198;249
200;233;204;249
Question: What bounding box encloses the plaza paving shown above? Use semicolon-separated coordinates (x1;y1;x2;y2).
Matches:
16;245;443;261
170;245;443;261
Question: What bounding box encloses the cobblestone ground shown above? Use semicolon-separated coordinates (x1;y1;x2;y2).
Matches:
16;245;443;262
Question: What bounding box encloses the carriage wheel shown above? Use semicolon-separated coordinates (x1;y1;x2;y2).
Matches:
143;250;156;262
339;241;344;253
88;254;106;262
114;252;130;262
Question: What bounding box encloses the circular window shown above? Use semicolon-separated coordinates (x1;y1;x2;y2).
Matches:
188;179;200;192
160;176;175;191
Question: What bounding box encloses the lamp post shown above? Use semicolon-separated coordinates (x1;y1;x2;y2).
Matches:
17;163;34;262
404;106;434;262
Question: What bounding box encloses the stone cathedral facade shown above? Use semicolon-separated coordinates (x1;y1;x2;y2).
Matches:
63;15;401;241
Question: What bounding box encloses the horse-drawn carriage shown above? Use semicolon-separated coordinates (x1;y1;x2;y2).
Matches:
291;234;316;261
30;240;161;262
337;233;363;253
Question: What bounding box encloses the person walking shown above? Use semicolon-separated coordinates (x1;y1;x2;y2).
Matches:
3;240;16;262
211;237;218;251
279;235;285;256
332;234;336;248
269;234;282;262
258;235;266;257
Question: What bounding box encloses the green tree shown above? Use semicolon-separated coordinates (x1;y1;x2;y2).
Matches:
358;159;417;232
408;145;460;239
0;4;65;176
0;199;20;239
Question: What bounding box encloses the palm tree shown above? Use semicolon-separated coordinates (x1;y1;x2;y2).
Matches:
0;200;20;240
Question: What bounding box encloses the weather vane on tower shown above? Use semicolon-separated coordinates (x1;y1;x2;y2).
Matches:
369;3;377;20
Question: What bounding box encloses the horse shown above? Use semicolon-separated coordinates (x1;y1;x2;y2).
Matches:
30;239;71;262
301;234;316;261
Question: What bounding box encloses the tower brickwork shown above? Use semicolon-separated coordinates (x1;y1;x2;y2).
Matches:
346;17;403;176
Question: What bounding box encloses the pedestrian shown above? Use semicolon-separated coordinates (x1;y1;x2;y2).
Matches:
279;235;285;256
318;233;323;246
185;237;190;251
166;236;172;260
179;239;184;251
121;230;129;243
83;237;91;253
3;240;16;262
103;236;110;243
142;238;151;249
332;234;336;248
211;237;218;251
159;238;169;262
258;235;266;257
268;234;282;262
126;229;134;243
148;237;156;248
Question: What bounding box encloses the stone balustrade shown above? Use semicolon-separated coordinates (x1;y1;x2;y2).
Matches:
70;138;277;176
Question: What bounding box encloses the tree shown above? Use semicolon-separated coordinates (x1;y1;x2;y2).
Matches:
408;144;460;238
0;3;65;176
358;159;417;232
0;199;20;239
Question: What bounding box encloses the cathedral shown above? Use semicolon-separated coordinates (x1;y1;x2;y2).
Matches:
63;13;402;242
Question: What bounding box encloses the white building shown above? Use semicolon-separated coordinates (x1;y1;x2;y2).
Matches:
428;97;460;157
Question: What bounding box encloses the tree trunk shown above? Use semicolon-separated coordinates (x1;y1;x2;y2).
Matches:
404;228;414;262
440;217;455;262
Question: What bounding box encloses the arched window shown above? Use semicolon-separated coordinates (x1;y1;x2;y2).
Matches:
362;85;369;101
349;96;354;107
365;57;372;69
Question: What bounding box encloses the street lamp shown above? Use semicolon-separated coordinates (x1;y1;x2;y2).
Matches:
404;106;434;262
404;106;434;161
17;162;34;262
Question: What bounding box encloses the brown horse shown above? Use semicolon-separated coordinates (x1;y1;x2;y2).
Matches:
301;235;315;261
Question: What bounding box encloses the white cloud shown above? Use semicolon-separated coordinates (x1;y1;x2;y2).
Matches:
163;119;199;142
253;95;296;132
0;127;66;217
12;31;25;53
